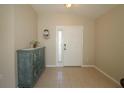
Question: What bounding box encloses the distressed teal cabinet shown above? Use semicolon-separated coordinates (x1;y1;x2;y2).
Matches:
17;47;45;88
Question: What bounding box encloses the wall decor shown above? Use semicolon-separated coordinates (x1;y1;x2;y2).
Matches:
43;29;49;39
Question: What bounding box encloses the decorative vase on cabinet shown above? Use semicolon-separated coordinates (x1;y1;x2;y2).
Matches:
17;47;45;88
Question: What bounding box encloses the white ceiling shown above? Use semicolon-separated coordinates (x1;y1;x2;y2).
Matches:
32;4;118;19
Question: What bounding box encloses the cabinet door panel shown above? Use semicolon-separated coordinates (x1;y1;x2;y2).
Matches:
18;52;33;87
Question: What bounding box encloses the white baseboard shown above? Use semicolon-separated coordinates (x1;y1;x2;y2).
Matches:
46;65;56;67
81;65;120;86
81;65;95;68
46;65;94;67
56;65;64;67
93;66;121;86
56;63;64;67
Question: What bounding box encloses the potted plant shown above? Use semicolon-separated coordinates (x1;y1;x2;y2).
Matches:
30;40;40;48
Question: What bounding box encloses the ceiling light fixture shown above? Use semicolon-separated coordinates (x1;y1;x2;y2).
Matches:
65;4;72;8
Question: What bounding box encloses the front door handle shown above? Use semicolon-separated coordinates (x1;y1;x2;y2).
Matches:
64;44;67;50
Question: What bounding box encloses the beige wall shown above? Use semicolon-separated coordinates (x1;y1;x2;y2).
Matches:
0;5;15;88
95;5;124;82
0;5;37;87
15;5;37;50
38;13;95;66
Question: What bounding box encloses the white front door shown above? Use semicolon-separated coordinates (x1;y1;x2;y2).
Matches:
56;26;83;66
63;26;83;66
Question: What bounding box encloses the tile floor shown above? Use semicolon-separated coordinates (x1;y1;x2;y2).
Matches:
35;67;120;88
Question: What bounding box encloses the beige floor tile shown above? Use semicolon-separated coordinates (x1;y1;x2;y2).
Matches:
70;80;83;88
34;67;120;88
35;80;59;88
58;80;72;88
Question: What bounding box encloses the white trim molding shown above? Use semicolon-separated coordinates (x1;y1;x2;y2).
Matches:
93;66;121;86
81;65;121;86
56;64;64;67
46;65;56;67
81;65;95;68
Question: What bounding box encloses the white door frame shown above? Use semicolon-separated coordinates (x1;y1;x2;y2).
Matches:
56;26;83;67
